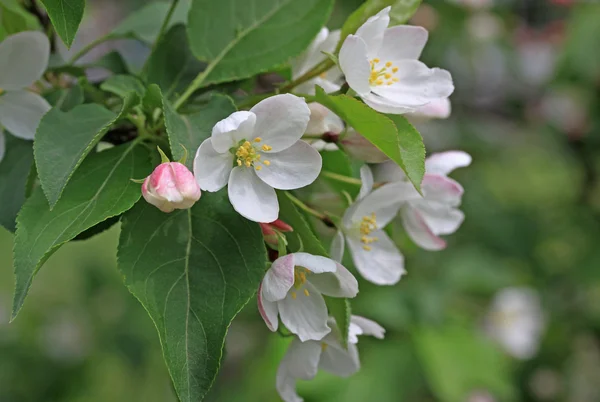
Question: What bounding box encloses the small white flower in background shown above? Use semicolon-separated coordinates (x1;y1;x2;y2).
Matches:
142;161;201;213
276;315;385;402
305;102;342;152
339;7;454;115
0;31;51;163
194;94;321;223
257;252;358;342
409;97;452;121
373;151;471;251
485;287;545;360
332;166;420;285
291;28;343;95
341;127;388;163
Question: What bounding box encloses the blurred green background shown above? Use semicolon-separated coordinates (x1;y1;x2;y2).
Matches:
2;0;600;401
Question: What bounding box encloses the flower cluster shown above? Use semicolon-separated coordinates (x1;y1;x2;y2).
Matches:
132;6;470;400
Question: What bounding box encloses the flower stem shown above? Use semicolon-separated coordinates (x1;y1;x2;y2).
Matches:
279;59;334;93
68;33;128;65
285;192;326;220
321;171;362;186
141;0;179;74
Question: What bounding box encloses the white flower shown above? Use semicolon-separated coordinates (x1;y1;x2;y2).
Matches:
276;315;385;402
485;287;545;360
338;7;454;114
410;97;452;120
305;102;344;136
257;252;358;342
0;31;51;162
332;166;420;285
373;151;471;251
194;94;322;223
291;28;343;95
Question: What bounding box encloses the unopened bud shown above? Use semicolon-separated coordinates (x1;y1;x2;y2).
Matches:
142;162;201;213
305;103;344;135
259;219;293;246
341;128;388;163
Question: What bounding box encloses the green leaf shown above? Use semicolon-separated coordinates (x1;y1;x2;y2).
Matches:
187;0;334;86
100;75;146;98
314;87;424;192
117;192;267;402
45;83;84;112
321;150;359;199
145;24;203;99
164;93;236;168
338;0;422;50
414;325;515;402
12;143;151;319
277;191;351;347
0;0;41;36
35;92;140;208
40;0;85;48
143;83;163;113
95;51;129;74
0;134;34;232
112;0;189;44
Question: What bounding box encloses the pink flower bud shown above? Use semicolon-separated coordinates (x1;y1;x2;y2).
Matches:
341;128;388;163
142;162;201;213
259;219;293;246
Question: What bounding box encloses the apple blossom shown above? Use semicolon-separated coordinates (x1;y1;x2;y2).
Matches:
259;219;293;246
276;315;385;402
373;151;471;251
485;287;545;359
194;94;321;223
331;166;420;285
142;162;201;213
0;32;51;159
291;28;343;95
257;252;358;342
338;7;454;114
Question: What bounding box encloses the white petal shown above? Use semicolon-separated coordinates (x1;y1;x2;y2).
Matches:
350;315;386;339
358;165;374;200
193;139;233;192
258;283;279;331
280;338;322;380
262;254;295;302
371;160;407;183
0;130;5;162
400;207;446;251
350;181;421;227
425;151;472;176
0;32;49;90
347;230;405;285
228;167;278;223
308;262;358;298
411;98;452;119
211;111;256;153
421;174;464;207
255;141;322;190
330;230;345;263
292;28;329;78
305;103;344;135
279;282;331;342
371;61;454;108
250;94;310;152
321;29;341;55
292;252;337;274
339;35;372;96
361;92;416;114
377;25;428;61
417;204;465;235
276;367;304;402
319;341;360;377
355;6;390;57
0;90;50;139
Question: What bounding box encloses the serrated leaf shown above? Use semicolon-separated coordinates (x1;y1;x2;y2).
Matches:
112;0;190;44
146;24;203;99
277;191;351;346
12;143;151;318
143;84;163;113
45;83;84;112
314;87;424;192
100;75;146;98
164;93;236;168
35;92;140;208
40;0;85;48
338;0;422;50
187;0;334;87
117;192;267;402
0;133;33;232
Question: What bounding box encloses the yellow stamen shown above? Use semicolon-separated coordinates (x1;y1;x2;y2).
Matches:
304;289;310;297
373;58;380;63
262;144;272;151
263;160;271;166
359;213;378;252
321;343;328;351
385;61;392;67
384;73;392;79
291;292;297;299
235;139;272;168
255;165;262;171
392;67;398;73
254;137;262;143
369;60;400;86
392;78;399;82
363;245;372;251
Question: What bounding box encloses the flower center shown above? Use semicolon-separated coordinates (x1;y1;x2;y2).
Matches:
234;137;271;171
290;267;311;299
369;58;399;87
360;213;378;251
